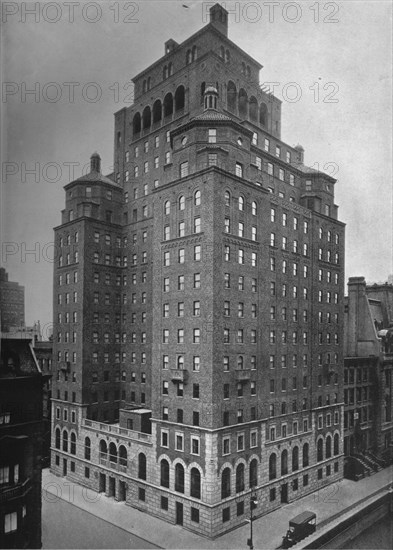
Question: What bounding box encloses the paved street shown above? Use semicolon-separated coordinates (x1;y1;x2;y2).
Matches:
42;487;160;549
42;467;393;549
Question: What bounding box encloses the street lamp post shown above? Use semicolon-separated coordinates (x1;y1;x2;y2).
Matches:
247;493;258;549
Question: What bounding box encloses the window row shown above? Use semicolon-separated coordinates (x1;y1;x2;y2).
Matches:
58;271;78;285
162;328;202;344
163;190;201;214
163;219;201;240
269;283;310;300
57;292;78;305
58;252;79;266
163;273;201;291
58;232;79;247
270;209;309;232
319;228;340;244
57;312;78;324
318;248;340;264
270;258;310;278
93;273;127;286
224;274;258;291
270;234;309;256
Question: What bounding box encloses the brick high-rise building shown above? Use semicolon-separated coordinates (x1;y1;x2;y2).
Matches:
51;5;345;537
0;268;25;331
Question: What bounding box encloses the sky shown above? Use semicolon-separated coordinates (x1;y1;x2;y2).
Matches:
1;0;392;334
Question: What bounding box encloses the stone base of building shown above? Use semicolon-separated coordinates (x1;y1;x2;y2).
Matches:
50;450;343;538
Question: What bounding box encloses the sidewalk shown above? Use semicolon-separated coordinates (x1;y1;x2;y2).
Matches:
42;466;393;549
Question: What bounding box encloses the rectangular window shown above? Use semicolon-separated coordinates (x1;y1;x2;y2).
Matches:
180;161;189;178
235;162;243;177
208;128;217;143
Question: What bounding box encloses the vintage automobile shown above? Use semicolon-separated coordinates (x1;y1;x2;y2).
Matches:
282;511;317;548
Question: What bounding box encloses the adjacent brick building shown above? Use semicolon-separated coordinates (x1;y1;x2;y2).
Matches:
51;5;345;537
343;277;393;478
0;335;45;548
0;268;25;332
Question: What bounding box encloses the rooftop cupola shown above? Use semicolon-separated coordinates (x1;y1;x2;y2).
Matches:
294;144;304;164
209;3;228;36
204;85;218;110
90;152;101;173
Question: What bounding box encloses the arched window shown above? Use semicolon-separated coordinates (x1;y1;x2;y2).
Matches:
236;463;245;493
99;440;107;460
119;445;127;467
334;433;339;455
179;195;185;210
163;93;173;118
281;449;288;476
133;112;141;136
220;45;225;58
55;428;60;449
292;446;299;471
303;443;309;468
326;435;332;459
70;432;76;455
259;103;268;126
164;200;170;215
225;49;230;63
224;191;231;207
138;452;146;479
249;96;258;121
249;459;258;488
186;49;192;64
109;442;118;463
190;468;201;499
192;45;197;61
62;430;68;452
163;65;168;80
143;80;147;93
317;438;323;462
153;99;162;124
269;454;277;480
84;437;91;460
175;86;185;111
168;62;173;77
238;88;248;118
238;196;244;211
175;463;185;493
227;81;237;112
142;106;151;129
147;77;151;90
160;459;170;488
194;190;201;206
221;467;231;498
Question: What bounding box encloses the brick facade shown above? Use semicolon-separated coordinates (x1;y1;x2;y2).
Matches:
51;4;345;537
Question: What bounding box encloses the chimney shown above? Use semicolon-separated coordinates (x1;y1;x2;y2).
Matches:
90;152;101;173
209;3;228;37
